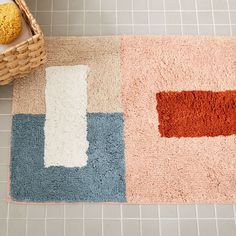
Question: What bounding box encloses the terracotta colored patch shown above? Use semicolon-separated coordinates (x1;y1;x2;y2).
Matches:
156;91;236;138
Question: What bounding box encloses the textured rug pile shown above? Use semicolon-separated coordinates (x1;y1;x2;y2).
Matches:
10;36;236;203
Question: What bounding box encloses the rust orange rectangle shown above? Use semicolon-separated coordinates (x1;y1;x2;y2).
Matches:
156;90;236;137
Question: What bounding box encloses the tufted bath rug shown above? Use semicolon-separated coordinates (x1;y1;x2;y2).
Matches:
10;36;236;203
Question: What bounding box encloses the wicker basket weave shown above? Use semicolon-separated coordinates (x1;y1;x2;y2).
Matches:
0;0;47;85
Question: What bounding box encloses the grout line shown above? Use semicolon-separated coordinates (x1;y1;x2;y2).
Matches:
233;205;236;229
214;204;219;236
5;202;9;236
50;0;53;36
67;0;69;36
26;205;28;236
34;23;236;27
131;0;134;34
121;205;123;236
64;204;66;236
226;0;233;35
194;0;200;34
83;0;85;35
210;0;216;35
162;0;167;34
45;205;47;236
0;98;12;100
102;204;104;236
82;203;85;236
0;216;236;220
195;205;200;236
147;0;150;34
32;9;236;13
115;0;118;35
158;205;162;236
177;205;181;236
139;205;143;236
178;0;183;34
99;0;102;36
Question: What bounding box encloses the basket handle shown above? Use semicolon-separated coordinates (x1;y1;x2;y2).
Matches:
14;0;43;36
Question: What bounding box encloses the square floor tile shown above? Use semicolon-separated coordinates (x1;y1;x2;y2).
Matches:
216;204;234;218
84;219;102;236
0;219;7;236
0;165;7;181
217;220;236;236
199;25;214;35
9;204;27;218
28;205;46;219
84;204;102;218
0;85;12;98
104;220;121;236
117;0;132;10
214;12;230;24
179;205;196;218
65;204;83;218
165;0;180;10
0;201;8;218
46;205;64;218
0;115;12;130
46;219;64;236
213;0;228;10
101;0;116;10
53;0;68;10
160;220;178;236
149;0;164;10
160;205;177;218
181;0;196;10
183;25;198;35
0;182;7;199
197;0;212;10
103;205;121;218
0;100;12;115
197;205;215;218
0;148;9;164
215;25;231;36
66;219;83;236
123;220;140;236
123;205;140;218
198;220;217;236
27;219;45;236
8;219;26;236
69;0;83;10
142;220;159;236
141;205;158;218
133;0;147;10
180;219;198;236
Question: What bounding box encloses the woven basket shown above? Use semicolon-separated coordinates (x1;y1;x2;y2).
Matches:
0;0;47;85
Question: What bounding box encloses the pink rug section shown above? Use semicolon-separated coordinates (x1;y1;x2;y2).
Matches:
121;36;236;203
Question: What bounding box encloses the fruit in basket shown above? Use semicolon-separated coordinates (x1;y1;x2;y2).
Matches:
0;2;22;44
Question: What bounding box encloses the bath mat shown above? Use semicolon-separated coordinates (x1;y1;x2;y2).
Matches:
10;36;236;203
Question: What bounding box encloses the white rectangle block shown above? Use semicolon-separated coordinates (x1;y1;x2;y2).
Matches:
44;65;89;168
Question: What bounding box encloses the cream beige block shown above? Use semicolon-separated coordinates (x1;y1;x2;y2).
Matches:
12;36;121;114
12;66;46;114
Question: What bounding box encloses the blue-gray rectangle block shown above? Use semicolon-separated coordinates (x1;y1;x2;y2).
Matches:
10;113;126;202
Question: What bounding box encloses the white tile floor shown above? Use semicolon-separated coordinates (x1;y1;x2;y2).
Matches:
0;0;236;235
